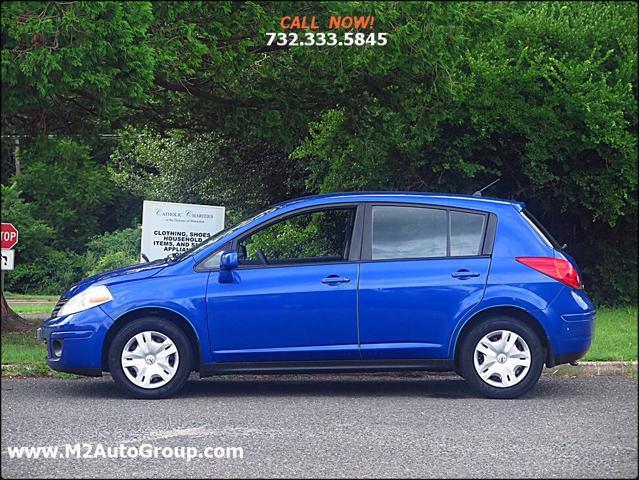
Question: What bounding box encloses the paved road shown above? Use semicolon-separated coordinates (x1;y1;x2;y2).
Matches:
1;374;637;478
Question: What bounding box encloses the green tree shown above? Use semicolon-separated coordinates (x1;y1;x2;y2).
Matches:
15;139;133;251
0;183;55;264
293;2;638;304
1;183;84;296
1;1;155;135
110;130;305;223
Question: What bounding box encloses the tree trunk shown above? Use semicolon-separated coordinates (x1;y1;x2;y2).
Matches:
14;137;21;176
1;291;32;332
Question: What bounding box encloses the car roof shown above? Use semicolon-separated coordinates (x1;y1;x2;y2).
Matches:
277;191;525;212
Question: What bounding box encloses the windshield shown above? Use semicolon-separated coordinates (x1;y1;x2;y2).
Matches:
167;207;278;261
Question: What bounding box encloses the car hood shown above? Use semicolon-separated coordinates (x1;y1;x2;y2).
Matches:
62;259;170;299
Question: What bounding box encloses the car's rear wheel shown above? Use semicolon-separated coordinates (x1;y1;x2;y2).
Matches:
458;317;544;399
108;317;193;399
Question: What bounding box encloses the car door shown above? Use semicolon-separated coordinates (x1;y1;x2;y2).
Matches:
206;204;363;363
358;204;492;360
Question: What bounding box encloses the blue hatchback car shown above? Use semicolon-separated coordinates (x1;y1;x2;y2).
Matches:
38;192;595;399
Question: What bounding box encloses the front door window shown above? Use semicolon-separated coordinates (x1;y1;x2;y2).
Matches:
238;207;357;266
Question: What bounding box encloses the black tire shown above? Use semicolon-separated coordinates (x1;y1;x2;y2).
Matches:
108;317;193;399
458;317;545;399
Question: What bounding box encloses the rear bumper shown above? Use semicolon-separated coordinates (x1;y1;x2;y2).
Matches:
541;288;596;367
549;350;589;367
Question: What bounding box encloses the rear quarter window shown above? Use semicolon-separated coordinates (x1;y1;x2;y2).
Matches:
521;209;560;248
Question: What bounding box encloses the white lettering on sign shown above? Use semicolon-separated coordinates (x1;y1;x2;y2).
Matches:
1;223;19;249
1;231;17;242
141;201;225;261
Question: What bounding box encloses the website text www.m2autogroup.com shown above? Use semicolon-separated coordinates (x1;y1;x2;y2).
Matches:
5;443;244;462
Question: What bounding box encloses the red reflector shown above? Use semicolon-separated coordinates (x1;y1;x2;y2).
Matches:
515;257;582;290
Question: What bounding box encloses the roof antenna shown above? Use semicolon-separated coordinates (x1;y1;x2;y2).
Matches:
472;178;501;197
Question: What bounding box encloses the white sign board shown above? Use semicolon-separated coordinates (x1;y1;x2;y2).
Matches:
141;201;225;261
1;249;14;270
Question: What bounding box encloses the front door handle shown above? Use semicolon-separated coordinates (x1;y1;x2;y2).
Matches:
451;269;480;279
321;275;351;285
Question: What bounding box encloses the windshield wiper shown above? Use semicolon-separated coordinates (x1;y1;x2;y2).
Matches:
166;252;182;261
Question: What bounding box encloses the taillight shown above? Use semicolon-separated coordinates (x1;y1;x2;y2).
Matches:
515;257;582;290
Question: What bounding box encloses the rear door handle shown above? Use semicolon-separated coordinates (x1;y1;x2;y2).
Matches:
451;269;480;279
321;275;350;285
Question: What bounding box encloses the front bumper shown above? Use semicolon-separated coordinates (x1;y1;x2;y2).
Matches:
37;306;113;377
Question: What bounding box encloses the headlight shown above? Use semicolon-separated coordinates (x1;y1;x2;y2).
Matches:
58;285;113;317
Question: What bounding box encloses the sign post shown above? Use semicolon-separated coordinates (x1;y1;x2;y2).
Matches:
1;222;18;277
0;223;18;299
140;201;225;261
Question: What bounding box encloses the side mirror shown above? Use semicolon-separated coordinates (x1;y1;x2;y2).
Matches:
220;250;238;271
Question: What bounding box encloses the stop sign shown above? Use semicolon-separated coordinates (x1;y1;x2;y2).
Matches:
1;223;19;249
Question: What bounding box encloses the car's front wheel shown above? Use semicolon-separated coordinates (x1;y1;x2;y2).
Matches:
458;317;545;399
108;317;193;399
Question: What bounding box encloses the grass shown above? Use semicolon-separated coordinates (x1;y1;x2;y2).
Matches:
4;292;59;302
583;306;638;361
11;305;53;315
5;292;56;315
1;331;75;378
0;306;636;378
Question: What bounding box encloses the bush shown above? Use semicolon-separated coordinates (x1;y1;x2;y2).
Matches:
86;252;138;277
83;228;141;277
0;183;55;264
1;183;83;295
4;249;85;295
3;228;143;294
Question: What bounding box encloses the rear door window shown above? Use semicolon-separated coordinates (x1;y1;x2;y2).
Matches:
372;206;447;259
450;211;486;256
